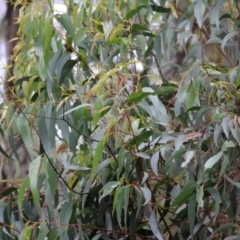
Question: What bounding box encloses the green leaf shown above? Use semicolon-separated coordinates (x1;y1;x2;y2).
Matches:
151;151;159;177
206;37;223;44
220;153;229;176
153;86;177;95
113;185;122;214
38;108;52;156
222;140;235;151
185;78;201;110
43;18;54;66
172;180;197;209
131;23;150;32
166;148;188;166
126;5;146;19
208;223;238;239
222;31;238;52
18;176;30;211
19;225;33;240
59;59;78;84
196;186;204;210
144;40;154;58
149;211;164;240
196;106;212;123
91;139;105;177
92;234;102;240
29;156;41;212
188;194;196;237
204;151;223;170
0;143;14;160
108;0;116;26
123;187;130;227
54;13;76;45
99;181;119;202
46;228;59;239
38;223;47;240
128;130;154;146
140;187;151;205
0;187;17;198
59;103;92;117
207;187;220;219
15;76;32;86
142;31;157;37
127;90;151;103
116;187;124;227
135;35;146;55
219;13;232;20
181;151;195;168
194;0;204;28
92;95;104;127
224;174;240;188
17;111;36;158
151;4;169;13
60;203;73;235
56;54;70;83
117;147;126;180
44;156;58;198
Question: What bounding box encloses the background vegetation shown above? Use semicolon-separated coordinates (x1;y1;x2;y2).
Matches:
1;0;240;239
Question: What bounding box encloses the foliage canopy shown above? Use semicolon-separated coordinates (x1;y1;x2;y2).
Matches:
1;0;240;239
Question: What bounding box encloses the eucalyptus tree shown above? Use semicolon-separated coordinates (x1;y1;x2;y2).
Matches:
1;0;240;239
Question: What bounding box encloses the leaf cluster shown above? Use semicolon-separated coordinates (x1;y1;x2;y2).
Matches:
2;0;240;239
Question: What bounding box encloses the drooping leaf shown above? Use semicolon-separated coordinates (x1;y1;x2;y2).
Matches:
188;194;196;237
126;5;146;19
29;156;41;211
151;151;159;176
140;187;151;205
91;139;105;177
222;31;238;52
204;151;223;170
127;90;151;103
128;130;154;146
123;186;130;227
54;13;76;45
225;174;240;188
131;23;150;32
194;0;205;28
207;187;220;219
59;59;78;84
172;180;197;209
149;211;164;240
60;202;73;236
19;224;33;240
18;176;30;211
99;181;119;202
151;5;169;13
196;186;204;210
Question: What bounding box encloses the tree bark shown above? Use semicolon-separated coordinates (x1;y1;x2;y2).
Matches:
4;2;20;99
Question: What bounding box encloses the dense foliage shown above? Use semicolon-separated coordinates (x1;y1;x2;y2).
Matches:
1;0;240;239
